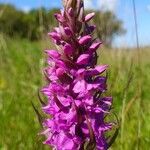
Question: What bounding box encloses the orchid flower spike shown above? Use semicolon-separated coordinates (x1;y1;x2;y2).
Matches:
40;0;116;149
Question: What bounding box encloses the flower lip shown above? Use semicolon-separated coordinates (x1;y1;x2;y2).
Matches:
95;65;109;73
85;65;108;76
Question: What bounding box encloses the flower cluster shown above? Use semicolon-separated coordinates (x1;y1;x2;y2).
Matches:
41;0;113;149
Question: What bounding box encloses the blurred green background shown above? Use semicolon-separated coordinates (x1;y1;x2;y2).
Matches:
0;1;150;150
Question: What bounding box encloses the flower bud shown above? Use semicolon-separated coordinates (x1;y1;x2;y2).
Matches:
45;50;61;59
79;35;92;45
54;13;65;23
76;54;90;65
48;32;61;41
64;43;74;55
63;0;77;9
85;12;95;22
89;42;102;53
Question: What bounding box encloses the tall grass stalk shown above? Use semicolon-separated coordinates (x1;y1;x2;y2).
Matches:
120;59;133;150
132;0;142;149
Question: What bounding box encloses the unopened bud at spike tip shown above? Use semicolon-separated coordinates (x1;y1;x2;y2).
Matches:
63;0;77;9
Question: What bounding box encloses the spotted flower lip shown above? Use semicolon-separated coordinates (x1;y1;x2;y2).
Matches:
41;0;114;150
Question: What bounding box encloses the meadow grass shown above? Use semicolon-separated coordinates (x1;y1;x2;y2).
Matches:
0;36;150;149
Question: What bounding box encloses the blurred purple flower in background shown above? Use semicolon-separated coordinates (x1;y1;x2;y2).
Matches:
40;0;117;149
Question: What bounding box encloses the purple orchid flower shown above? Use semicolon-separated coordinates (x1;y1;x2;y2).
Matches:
40;0;117;149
